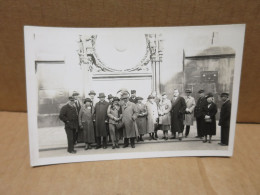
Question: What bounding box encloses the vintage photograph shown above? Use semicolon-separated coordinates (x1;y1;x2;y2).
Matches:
24;24;245;166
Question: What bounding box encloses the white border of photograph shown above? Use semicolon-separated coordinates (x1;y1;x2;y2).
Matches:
24;24;245;166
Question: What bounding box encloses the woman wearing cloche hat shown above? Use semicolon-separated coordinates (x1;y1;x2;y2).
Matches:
201;93;217;143
78;98;95;150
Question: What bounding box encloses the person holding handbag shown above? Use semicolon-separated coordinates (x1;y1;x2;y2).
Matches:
202;93;217;143
107;97;122;149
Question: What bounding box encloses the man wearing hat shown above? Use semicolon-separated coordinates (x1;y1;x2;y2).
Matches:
107;97;122;149
170;89;186;140
59;96;78;154
218;93;232;146
129;90;138;104
88;90;97;108
106;94;114;142
72;91;82;144
146;94;159;140
121;92;138;148
107;94;114;105
194;89;208;139
94;93;110;149
183;89;196;138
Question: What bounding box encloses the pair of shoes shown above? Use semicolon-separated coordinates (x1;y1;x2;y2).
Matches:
69;150;77;154
152;137;157;140
112;146;115;149
131;145;135;148
123;145;129;148
140;138;144;142
218;143;227;146
203;140;207;143
95;145;101;149
170;137;176;139
161;136;166;140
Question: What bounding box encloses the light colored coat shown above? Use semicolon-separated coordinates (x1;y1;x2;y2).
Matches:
146;101;159;133
121;101;138;138
184;96;196;125
158;98;172;125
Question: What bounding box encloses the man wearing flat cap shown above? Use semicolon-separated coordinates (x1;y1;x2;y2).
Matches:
129;90;138;104
121;92;138;148
94;93;110;149
183;89;196;138
218;93;232;146
194;89;207;139
59;96;78;154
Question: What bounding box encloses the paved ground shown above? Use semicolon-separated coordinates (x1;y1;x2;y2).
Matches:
38;122;228;158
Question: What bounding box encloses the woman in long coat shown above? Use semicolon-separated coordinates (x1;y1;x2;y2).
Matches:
78;98;95;150
183;89;196;137
136;97;147;141
202;93;217;143
146;95;159;140
158;93;172;140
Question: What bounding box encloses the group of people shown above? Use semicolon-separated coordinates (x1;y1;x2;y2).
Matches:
59;88;231;154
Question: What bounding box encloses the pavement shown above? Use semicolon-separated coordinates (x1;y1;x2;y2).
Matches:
38;122;228;158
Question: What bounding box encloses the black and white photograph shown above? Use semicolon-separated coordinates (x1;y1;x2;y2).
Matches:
24;24;245;166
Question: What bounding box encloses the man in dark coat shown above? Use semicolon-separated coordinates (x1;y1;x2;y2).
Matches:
72;91;82;144
129;90;138;104
194;89;208;139
170;89;186;140
94;93;110;149
218;93;232;146
59;96;78;154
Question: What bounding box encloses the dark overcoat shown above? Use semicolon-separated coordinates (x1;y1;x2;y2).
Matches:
202;102;217;136
94;101;109;137
59;103;79;130
171;96;186;133
218;100;231;127
194;97;207;118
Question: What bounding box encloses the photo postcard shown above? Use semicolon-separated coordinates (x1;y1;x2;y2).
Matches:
24;24;245;166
